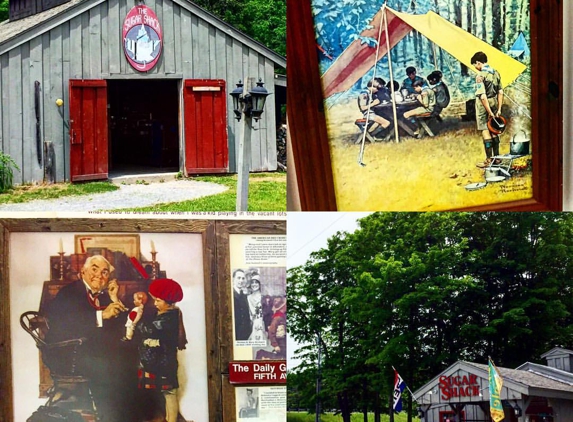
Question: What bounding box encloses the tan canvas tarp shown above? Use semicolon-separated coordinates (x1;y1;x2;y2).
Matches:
321;7;527;98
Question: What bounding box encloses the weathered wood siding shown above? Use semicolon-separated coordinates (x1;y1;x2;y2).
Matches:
0;0;278;183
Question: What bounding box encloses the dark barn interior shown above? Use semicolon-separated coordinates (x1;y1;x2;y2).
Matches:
108;79;179;174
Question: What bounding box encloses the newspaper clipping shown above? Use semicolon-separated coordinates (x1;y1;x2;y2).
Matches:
230;234;286;421
230;235;286;360
236;386;287;420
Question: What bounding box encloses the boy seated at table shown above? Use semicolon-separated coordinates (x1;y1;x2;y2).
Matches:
401;66;427;95
403;79;436;137
427;70;450;115
386;80;403;102
356;78;394;140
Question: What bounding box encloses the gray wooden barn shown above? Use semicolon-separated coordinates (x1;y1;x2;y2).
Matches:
0;0;286;183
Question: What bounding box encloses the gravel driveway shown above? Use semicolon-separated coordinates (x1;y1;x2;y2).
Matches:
0;180;228;212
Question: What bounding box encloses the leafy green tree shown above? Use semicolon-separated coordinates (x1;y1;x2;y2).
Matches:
0;0;8;22
195;0;285;57
289;232;360;422
287;369;317;411
288;212;573;420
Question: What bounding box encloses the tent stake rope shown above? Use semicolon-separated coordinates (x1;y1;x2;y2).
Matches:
442;46;468;105
357;3;386;167
504;93;532;120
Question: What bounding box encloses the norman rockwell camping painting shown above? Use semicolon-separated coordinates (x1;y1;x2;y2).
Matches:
312;0;532;211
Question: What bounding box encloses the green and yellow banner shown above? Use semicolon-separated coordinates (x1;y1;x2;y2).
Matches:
489;359;505;422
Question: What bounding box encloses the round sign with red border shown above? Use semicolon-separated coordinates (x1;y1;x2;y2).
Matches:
123;5;162;72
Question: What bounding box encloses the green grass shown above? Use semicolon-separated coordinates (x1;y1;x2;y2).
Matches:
120;173;286;212
0;181;119;204
0;173;286;211
287;412;418;422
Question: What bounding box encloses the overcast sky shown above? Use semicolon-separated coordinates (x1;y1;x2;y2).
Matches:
287;212;372;369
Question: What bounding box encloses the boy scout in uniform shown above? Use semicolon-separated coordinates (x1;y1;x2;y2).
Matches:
471;51;504;168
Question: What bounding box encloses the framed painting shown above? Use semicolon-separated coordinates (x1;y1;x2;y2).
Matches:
287;0;562;211
0;218;286;422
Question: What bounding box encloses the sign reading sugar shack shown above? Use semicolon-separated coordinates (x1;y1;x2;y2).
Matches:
123;5;162;71
439;373;480;400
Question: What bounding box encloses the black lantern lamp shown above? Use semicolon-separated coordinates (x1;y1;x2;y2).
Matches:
513;403;522;417
230;80;244;121
248;78;270;121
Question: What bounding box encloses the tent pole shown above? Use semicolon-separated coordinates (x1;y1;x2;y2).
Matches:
383;7;400;144
357;4;386;166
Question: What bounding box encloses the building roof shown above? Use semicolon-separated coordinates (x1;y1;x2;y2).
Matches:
516;362;573;386
0;0;286;68
540;347;573;359
0;0;84;46
465;361;573;394
413;360;573;404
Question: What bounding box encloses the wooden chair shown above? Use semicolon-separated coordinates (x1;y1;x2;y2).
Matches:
20;311;98;418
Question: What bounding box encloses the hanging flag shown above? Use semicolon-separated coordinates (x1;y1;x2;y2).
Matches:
393;368;407;413
488;358;505;422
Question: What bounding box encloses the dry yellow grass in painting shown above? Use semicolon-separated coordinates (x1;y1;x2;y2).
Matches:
325;98;532;211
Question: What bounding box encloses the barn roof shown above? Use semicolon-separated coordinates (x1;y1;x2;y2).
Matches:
0;0;286;68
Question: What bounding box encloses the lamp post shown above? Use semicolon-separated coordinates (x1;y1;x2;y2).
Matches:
230;78;269;211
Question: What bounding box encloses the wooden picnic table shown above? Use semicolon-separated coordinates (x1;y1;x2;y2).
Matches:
371;98;420;137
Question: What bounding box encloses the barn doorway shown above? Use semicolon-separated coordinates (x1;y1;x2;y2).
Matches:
107;79;180;175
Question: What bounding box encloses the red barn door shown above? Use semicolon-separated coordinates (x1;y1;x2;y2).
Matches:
69;80;108;182
183;80;228;174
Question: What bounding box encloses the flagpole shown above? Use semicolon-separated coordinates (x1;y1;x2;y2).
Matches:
392;366;424;403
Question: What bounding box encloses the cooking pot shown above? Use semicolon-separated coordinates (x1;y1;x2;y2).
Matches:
484;167;500;179
510;130;530;155
487;116;507;134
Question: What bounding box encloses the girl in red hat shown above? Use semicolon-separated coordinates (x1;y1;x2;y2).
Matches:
138;278;187;422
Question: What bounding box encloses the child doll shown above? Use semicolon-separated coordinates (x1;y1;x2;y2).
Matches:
123;291;148;341
138;278;187;422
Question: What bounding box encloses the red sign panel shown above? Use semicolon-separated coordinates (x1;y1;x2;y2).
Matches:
439;373;480;400
122;5;162;72
229;361;287;384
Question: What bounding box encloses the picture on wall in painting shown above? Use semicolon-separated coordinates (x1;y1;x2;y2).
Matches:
313;0;531;210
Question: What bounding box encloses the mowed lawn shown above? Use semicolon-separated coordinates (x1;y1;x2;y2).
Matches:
122;172;286;212
0;172;286;211
288;412;418;422
324;89;532;211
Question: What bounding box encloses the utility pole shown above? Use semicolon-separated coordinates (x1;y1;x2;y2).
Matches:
316;333;322;422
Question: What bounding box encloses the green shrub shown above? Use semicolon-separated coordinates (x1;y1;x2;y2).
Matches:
0;152;20;193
